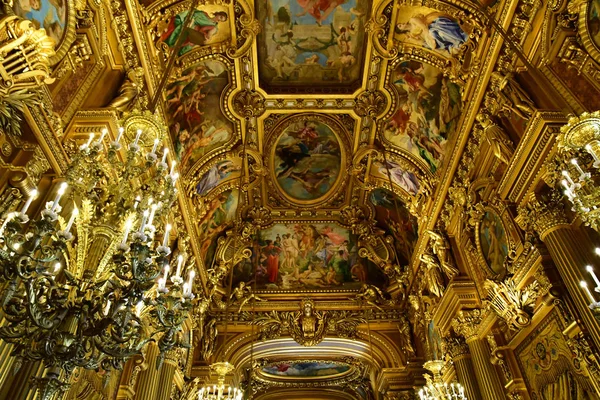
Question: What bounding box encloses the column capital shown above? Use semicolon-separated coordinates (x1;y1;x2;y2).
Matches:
516;191;569;239
445;335;470;358
451;309;483;341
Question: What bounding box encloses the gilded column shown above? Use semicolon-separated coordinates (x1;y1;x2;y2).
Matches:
452;310;505;400
134;343;160;400
517;192;600;349
116;358;141;400
446;336;482;400
154;349;180;400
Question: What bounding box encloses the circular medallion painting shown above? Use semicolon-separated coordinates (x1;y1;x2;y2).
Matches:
588;0;600;50
478;211;509;274
273;118;343;202
13;0;67;47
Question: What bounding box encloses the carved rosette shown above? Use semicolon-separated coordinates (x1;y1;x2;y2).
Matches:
516;192;570;239
451;309;483;341
354;90;387;119
232;89;266;120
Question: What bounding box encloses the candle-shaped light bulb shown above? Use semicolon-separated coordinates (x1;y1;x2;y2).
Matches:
51;182;68;212
133;129;142;146
121;218;133;246
596;247;600;256
99;128;108;143
133;195;141;209
587;143;600;162
116;127;125;142
170;160;177;175
139;209;149;233
53;262;61;274
65;206;78;233
571;158;587;177
176;254;183;278
187;269;195;285
20;189;38;214
581;281;596;303
135;301;144;317
151;138;159;153
161;147;169;164
163;224;172;247
103;299;111;316
84;133;95;149
562;170;575;186
147;203;158;227
587;265;600;290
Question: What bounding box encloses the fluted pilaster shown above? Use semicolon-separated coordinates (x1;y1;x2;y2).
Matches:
154;349;179;400
446;336;482;400
452;310;505;400
134;343;160;400
517;191;600;350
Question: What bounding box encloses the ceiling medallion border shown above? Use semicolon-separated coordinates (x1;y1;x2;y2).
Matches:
262;113;353;209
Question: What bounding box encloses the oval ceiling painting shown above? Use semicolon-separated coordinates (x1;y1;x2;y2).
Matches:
261;361;351;380
273;117;343;203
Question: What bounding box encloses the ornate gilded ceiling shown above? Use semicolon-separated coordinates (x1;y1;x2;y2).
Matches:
132;0;489;301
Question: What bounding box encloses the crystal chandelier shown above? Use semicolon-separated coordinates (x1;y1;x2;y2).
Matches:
0;114;194;399
198;362;242;400
418;360;467;400
554;111;600;232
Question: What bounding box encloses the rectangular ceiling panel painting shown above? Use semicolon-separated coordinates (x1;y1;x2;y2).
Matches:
256;0;370;93
233;223;387;291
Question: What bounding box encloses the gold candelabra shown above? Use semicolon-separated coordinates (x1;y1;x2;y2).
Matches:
0;113;194;399
418;360;467;400
198;362;242;400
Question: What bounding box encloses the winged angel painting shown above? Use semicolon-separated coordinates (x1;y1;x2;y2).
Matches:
383;61;461;173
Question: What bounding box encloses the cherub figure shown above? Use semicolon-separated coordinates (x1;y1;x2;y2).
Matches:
355;284;389;311
230;281;264;313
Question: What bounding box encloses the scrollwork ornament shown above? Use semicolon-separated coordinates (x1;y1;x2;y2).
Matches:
354;90;387;118
484;279;540;330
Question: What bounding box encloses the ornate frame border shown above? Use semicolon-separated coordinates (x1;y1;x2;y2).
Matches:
255;360;356;383
578;0;600;64
264;113;351;208
472;201;519;279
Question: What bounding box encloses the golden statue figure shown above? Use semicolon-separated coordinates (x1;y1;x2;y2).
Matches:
491;71;536;120
355;283;389;311
108;68;144;112
477;113;514;165
426;230;459;280
230;281;264;313
288;298;327;346
420;252;445;297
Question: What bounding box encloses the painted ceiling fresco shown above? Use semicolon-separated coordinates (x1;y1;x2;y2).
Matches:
255;0;371;93
148;0;478;296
